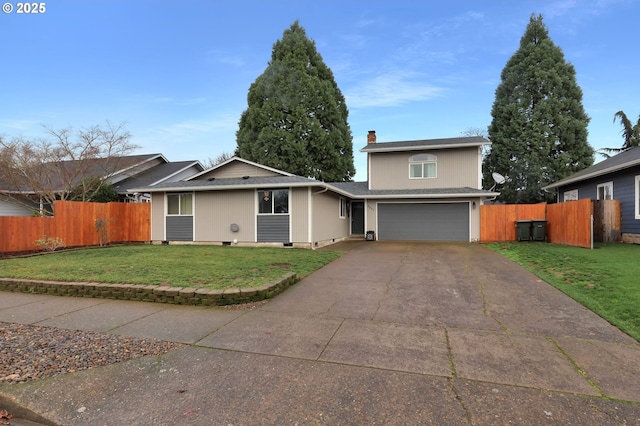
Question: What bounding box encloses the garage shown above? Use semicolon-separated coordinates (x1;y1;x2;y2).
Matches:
377;202;470;241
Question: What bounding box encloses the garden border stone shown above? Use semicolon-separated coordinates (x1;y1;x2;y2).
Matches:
0;272;298;306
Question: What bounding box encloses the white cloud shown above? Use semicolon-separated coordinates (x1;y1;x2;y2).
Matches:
133;113;240;161
540;0;625;34
207;48;246;67
345;71;445;109
0;119;44;132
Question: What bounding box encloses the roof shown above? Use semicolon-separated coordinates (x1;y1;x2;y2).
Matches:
0;153;167;194
114;161;203;193
360;136;490;153
543;146;640;190
130;177;498;199
129;175;321;193
327;181;499;199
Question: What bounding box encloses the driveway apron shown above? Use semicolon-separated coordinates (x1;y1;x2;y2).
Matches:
1;241;639;425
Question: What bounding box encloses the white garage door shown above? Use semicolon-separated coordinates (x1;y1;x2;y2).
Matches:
378;203;470;241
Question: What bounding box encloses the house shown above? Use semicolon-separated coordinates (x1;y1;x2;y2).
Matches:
130;132;498;248
0;154;204;216
543;146;640;243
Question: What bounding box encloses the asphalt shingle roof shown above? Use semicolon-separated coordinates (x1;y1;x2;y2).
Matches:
328;181;496;197
114;161;202;192
543;146;640;189
360;136;490;153
132;175;320;192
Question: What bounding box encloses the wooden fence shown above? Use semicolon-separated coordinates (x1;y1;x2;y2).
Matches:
593;199;621;243
480;203;547;242
0;200;150;254
481;199;596;248
546;199;593;248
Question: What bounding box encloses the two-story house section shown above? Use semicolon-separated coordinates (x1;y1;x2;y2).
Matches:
130;132;498;247
331;131;497;242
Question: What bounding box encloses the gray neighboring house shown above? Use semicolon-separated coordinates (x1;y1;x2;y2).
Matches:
0;154;204;216
130;132;498;248
543;146;640;242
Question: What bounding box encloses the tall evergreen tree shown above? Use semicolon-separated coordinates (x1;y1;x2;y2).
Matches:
484;14;593;203
236;21;355;182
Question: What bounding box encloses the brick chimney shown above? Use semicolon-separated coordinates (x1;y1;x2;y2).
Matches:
367;130;376;144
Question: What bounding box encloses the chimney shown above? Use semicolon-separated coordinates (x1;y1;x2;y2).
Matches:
367;130;376;144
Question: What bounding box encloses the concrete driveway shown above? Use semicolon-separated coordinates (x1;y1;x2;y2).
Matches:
1;241;639;425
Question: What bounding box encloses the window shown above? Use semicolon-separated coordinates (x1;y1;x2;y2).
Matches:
635;176;640;219
409;154;437;178
167;193;193;215
597;182;613;200
258;189;289;214
563;189;578;201
339;198;347;219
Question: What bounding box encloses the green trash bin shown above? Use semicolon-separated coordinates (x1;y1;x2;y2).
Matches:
515;220;532;241
531;220;547;241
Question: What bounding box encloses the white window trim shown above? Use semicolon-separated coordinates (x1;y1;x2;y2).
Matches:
635;176;640;220
563;189;578;201
166;192;194;216
408;154;437;179
596;181;614;200
339;198;347;219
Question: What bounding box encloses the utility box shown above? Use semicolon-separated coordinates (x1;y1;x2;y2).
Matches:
531;220;547;241
515;220;532;241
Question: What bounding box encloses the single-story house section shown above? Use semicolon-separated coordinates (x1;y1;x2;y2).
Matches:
129;134;498;248
543;146;640;242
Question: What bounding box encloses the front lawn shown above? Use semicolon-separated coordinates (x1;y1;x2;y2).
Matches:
0;245;342;290
485;242;640;341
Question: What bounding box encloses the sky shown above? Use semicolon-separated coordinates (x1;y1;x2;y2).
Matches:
1;0;639;181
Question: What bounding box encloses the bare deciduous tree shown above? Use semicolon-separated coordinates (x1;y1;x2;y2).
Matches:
203;151;234;169
0;122;138;214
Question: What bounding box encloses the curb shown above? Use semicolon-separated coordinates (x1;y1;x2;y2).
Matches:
0;273;298;306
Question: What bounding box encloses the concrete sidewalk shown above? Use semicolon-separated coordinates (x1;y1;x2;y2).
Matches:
1;241;639;425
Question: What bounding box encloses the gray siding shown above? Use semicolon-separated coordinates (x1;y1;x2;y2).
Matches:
166;216;193;241
290;187;310;243
194;190;255;242
378;202;470;241
196;162;281;180
369;147;480;190
311;191;350;242
558;165;640;234
0;199;35;216
151;193;165;240
257;215;290;242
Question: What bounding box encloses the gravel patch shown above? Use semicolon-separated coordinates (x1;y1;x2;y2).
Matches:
0;322;185;384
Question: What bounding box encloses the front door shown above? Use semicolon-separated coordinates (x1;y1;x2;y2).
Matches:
351;201;365;234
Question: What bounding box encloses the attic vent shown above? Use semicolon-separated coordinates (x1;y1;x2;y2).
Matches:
208;177;215;181
242;175;250;179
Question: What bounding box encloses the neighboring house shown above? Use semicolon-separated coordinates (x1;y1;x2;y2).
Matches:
130;132;497;247
0;154;203;216
113;158;204;203
543;146;640;242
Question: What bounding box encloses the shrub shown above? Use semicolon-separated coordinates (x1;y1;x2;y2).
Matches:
34;236;66;252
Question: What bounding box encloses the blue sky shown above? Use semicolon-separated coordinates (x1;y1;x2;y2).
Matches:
1;0;638;181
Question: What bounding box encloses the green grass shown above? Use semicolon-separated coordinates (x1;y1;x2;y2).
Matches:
0;245;343;290
485;242;640;341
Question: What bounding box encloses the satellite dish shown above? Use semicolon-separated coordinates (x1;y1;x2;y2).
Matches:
489;172;506;192
492;172;506;185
